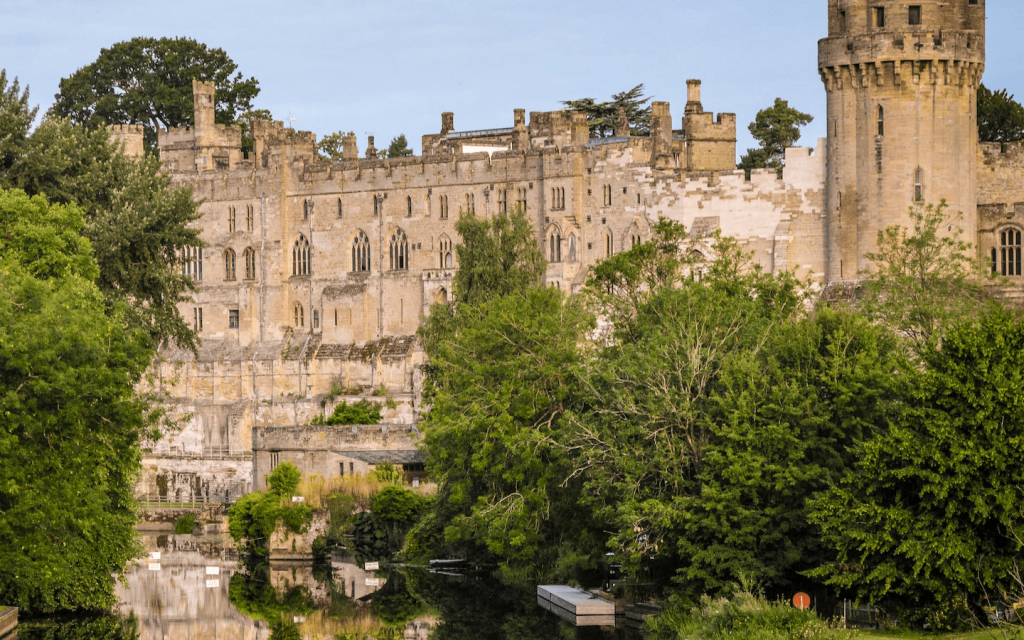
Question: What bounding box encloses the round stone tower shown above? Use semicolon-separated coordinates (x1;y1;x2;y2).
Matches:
819;0;985;282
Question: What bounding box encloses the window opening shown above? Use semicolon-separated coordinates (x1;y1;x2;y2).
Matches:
228;206;236;233
303;199;310;220
182;246;203;281
439;236;453;269
294;304;304;327
352;231;371;272
229;309;239;329
877;106;885;136
549;232;561;263
337;198;343;218
243;247;257;280
1000;228;1022;276
874;6;885;28
439;195;449;220
567;234;577;262
909;5;921;25
193;307;203;331
517;188;527;212
313;309;319;329
606;231;614;257
914;169;924;201
390;228;409;271
603;185;612;207
465;193;475;213
292;235;310;276
407;196;413;218
497;189;508;213
224;249;236;281
373;196;380;217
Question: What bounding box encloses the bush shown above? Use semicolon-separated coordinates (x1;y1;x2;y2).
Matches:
266;461;301;496
317;400;382;426
369;462;404;486
173;514;197;535
647;591;852;640
371;485;428;525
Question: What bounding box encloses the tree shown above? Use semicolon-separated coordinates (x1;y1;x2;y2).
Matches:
860;200;992;352
0;189;153;614
228;462;312;556
318;130;352;161
387;134;414;158
0;71;36;176
810;308;1024;630
737;98;813;176
51;37;260;149
977;83;1024;143
563;84;653;137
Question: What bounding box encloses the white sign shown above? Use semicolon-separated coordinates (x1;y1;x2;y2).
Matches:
148;552;161;561
365;578;380;587
364;562;379;571
148;563;161;571
291;496;305;503
205;566;220;575
293;616;306;623
206;579;220;588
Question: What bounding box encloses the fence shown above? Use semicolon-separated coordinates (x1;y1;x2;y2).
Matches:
139;483;249;507
145;445;252;460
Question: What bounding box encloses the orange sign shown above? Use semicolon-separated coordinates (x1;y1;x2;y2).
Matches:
793;592;811;610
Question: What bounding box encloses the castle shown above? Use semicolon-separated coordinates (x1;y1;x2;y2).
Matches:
120;0;1022;500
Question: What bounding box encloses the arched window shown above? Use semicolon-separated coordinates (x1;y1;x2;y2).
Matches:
605;230;614;257
438;235;453;269
629;225;642;248
914;168;924;201
549;231;561;263
224;249;236;281
303;199;310;220
182;246;203;281
435;288;448;304
352;231;371;272
999;228;1022;276
390;228;409;271
243;247;257;280
439;195;449;220
373;196;381;217
246;204;254;232
567;234;577;262
465;193;475;213
294;303;304;327
877;105;885;136
337;198;343;218
228;206;236;233
292;235;310;276
407;196;413;218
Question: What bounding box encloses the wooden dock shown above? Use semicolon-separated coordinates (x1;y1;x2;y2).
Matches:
537;586;615;626
0;606;17;638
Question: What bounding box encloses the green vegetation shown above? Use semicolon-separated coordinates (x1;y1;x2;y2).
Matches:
311;399;383;425
228;462;312;555
173;514;197;535
737;97;813;177
50;36;260;150
978;83;1024;143
563;84;654;137
386;134;414;158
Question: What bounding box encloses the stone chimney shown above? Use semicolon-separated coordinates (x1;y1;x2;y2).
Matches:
343;133;358;161
441;112;454;135
571;113;590;146
685;79;704;116
365;136;378;159
614;107;630;138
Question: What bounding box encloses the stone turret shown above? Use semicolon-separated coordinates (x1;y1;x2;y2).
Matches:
819;0;985;281
108;123;145;158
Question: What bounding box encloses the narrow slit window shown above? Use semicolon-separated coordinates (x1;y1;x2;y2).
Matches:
909;6;921;26
874;6;885;28
877;106;885;136
914;169;924;201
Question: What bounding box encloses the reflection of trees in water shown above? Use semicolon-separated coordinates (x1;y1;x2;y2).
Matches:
17;612;139;640
228;560;313;639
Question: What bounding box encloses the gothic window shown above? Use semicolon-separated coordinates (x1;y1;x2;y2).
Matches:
465;193;475;214
605;230;614;257
914;168;924;201
292;235;310;276
294;303;304;327
630;227;642;248
390;228;409;271
603;185;612;207
313;309;320;329
193;307;203;331
567;234;577;262
551;187;565;211
182;246;203;281
373;196;381;217
439;195;449;219
877;106;884;136
352;230;371;272
243;247;257;280
549;230;561;263
338;198;343;218
909;5;921;25
224;249;236;281
497;189;508;213
303;199;310;220
516;188;527;212
438;235;453;269
228;206;236;233
407;195;413;218
999;228;1022;277
246;204;254;232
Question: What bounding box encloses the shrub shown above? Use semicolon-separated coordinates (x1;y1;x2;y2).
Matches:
646;591;853;640
266;462;301;496
369;462;404;486
370;485;428;525
321;400;382;426
173;514;196;535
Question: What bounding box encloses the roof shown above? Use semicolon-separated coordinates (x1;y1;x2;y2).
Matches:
333;450;426;464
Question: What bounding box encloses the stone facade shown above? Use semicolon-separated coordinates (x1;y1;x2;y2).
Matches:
133;0;1021;500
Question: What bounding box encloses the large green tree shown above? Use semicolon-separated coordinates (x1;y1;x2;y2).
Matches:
563;84;653;137
810;307;1024;630
0;71;36;176
1;70;202;350
0;189;153;613
737;98;813;176
387;134;414;158
51;37;260;150
977;83;1024;143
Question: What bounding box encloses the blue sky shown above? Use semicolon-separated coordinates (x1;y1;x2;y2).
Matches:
2;0;1022;158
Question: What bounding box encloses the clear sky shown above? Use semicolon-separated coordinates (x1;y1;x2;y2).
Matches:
2;0;1022;159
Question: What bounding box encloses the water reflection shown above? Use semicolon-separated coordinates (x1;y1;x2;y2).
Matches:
23;533;640;640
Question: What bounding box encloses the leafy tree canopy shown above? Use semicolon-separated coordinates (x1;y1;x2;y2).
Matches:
0;71;36;175
318;130;353;161
737;98;813;176
387;134;414;158
563;84;653;137
977;83;1024;143
50;37;260;149
0;189;153;614
313;399;383;426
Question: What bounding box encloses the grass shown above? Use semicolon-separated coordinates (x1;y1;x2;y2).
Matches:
854;630;1017;640
295;473;390;510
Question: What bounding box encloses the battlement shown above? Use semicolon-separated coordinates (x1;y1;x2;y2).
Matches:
819;29;985;83
108;123;145;157
826;0;984;40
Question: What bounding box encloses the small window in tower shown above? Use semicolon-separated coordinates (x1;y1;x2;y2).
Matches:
909;6;921;26
969;0;978;4
839;10;846;33
914;169;924;201
877;106;885;136
874;7;885;28
229;309;239;329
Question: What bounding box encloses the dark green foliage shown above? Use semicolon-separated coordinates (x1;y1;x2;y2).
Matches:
371;485;428;524
737;98;813;176
228;565;312;625
810;307;1024;630
978;83;1024;143
0;71;36;176
228;463;311;555
0;190;152;614
18;612;140;640
312;400;383;426
387;134;413;158
646;591;852;640
350;511;391;560
173;514;197;535
563;84;653;137
51;37;260;150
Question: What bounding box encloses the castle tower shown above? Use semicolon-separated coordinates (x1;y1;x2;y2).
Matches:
819;0;985;281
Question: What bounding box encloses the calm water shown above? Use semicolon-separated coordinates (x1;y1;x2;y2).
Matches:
19;534;643;640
